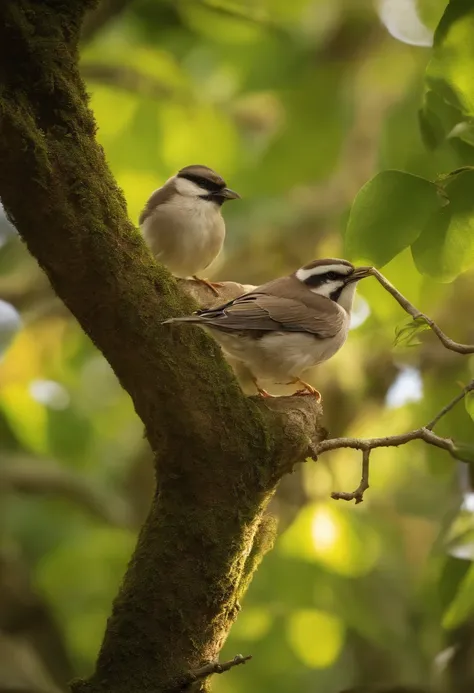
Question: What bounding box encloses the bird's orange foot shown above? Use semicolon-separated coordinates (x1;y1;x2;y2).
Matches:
251;377;276;398
293;379;322;402
192;276;224;296
257;387;277;398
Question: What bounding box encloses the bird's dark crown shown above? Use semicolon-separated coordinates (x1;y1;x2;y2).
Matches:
177;164;226;193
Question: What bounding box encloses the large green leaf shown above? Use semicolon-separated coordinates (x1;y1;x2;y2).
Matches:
443;559;474;629
411;168;474;281
426;0;474;117
345;170;442;266
418;89;464;150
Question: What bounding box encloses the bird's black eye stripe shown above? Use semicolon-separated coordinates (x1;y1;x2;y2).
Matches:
304;274;324;287
178;173;224;193
304;270;341;287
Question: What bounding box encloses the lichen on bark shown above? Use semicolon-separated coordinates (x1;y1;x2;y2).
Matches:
0;2;326;692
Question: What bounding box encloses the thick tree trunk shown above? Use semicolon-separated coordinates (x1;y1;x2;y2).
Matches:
0;2;324;691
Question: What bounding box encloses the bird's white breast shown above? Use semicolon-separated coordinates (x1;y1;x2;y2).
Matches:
211;307;350;382
142;196;225;278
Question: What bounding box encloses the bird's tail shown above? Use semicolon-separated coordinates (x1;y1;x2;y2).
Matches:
162;315;202;325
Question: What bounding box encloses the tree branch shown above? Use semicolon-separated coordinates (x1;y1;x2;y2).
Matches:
313;379;474;503
369;268;474;354
319;270;474;504
174;654;252;691
312;427;466;460
0;4;325;692
331;449;370;504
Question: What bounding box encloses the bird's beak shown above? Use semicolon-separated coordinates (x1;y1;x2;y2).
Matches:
346;266;373;282
218;188;241;200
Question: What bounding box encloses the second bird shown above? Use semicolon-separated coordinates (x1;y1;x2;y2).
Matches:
139;165;240;295
164;258;372;399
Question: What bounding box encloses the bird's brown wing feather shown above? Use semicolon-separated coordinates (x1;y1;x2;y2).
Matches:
138;184;175;225
197;292;344;338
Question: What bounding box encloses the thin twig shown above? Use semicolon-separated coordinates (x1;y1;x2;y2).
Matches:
370;268;474;354
177;655;252;689
332;449;370;504
426;379;474;430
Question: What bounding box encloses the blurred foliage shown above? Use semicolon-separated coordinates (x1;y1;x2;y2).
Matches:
2;1;474;692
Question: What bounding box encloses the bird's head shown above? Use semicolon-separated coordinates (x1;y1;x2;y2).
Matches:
173;165;240;207
294;258;372;312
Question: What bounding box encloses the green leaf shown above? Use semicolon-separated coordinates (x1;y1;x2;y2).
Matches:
466;392;474;421
439;555;471;613
416;0;450;31
452;442;474;463
443;560;474;629
345;170;442;266
394;317;431;347
426;0;474;117
412;168;474;281
419;89;464;149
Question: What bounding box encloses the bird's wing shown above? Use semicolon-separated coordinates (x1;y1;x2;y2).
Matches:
196;292;344;338
138;185;175;225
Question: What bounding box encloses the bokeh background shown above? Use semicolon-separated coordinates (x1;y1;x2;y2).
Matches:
1;1;474;692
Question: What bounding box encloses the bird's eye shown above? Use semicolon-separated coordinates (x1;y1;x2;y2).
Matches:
326;271;338;280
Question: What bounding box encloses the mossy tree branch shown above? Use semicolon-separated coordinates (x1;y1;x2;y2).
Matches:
0;3;325;692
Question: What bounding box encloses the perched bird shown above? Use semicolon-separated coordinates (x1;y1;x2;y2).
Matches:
164;258;372;398
139;164;240;295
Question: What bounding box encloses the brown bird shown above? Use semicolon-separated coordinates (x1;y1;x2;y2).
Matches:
139;164;240;295
164;258;372;398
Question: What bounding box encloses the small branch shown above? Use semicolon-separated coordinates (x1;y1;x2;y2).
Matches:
176;655;252;690
313;427;464;458
426;379;474;430
332;449;370;504
370;268;474;354
322;271;474;503
312;381;474;501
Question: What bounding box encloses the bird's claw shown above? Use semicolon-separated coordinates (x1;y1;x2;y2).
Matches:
192;276;223;296
257;388;276;398
294;386;322;402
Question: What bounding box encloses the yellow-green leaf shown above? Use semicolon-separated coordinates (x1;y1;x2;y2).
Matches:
412;168;474;281
345;170;442;266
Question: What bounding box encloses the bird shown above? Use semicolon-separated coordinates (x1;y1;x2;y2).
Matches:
163;258;372;399
139;164;240;295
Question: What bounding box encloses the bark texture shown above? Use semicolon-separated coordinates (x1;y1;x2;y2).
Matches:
0;2;325;691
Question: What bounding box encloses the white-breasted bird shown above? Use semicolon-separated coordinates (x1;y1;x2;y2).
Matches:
164;258;372;398
139;165;240;295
